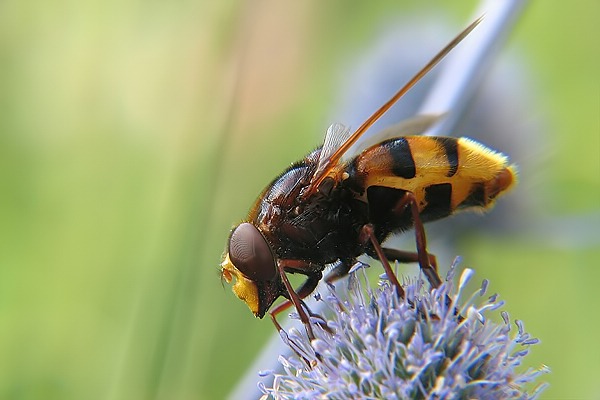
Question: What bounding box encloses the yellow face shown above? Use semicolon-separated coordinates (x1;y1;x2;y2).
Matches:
220;253;260;315
222;222;280;318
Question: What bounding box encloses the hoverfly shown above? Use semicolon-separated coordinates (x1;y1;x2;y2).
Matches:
221;17;516;338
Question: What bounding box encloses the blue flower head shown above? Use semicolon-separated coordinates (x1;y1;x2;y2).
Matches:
259;258;549;399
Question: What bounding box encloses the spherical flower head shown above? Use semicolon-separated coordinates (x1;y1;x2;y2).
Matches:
259;258;549;399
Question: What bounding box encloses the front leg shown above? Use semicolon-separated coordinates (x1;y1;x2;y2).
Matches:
270;262;322;340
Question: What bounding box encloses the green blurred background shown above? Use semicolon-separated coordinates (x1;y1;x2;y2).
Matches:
1;1;598;399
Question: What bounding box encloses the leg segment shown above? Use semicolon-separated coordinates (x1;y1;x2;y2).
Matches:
379;248;438;273
360;224;405;298
393;192;442;288
323;259;353;285
269;267;321;340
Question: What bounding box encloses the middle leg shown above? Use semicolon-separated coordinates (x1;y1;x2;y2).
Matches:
359;224;405;298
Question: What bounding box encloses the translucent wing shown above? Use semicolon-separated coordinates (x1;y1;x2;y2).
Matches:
303;16;483;199
313;123;353;182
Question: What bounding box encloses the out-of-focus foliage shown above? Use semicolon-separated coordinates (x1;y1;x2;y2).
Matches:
0;1;597;399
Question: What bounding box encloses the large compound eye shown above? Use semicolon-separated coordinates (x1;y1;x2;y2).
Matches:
228;223;276;281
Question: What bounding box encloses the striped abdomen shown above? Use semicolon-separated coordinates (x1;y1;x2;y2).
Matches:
351;136;517;222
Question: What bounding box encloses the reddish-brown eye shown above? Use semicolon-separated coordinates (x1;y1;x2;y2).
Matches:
228;223;276;281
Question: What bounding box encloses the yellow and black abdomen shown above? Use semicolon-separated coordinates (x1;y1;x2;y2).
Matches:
351;136;517;224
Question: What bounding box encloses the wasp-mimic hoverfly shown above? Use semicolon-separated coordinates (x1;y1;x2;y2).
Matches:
221;17;516;338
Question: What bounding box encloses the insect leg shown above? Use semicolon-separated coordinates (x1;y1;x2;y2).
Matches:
323;258;355;285
379;248;438;273
270;272;322;328
271;264;321;340
393;192;442;288
360;224;405;298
